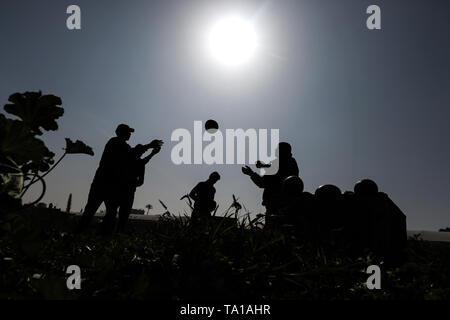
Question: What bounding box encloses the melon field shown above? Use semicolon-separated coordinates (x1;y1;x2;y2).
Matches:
1;206;450;300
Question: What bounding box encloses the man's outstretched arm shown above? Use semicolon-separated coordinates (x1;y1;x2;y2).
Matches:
141;146;161;165
144;139;164;150
242;165;266;188
189;184;200;202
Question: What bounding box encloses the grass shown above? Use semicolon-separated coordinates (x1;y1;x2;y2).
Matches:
1;206;450;300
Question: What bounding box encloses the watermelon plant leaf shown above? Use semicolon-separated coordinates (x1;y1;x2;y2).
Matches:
64;138;94;156
0;114;51;169
4;91;64;136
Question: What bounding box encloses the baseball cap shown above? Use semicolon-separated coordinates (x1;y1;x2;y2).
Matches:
116;123;135;134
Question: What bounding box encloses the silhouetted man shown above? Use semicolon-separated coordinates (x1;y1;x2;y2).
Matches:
189;171;221;223
76;124;161;233
242;142;299;219
116;143;162;232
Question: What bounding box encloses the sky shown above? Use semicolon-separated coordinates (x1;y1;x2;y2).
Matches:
1;0;449;230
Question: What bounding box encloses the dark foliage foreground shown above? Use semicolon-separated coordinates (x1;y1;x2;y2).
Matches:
1;207;450;300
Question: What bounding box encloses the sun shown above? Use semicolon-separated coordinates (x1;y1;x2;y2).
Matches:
208;16;257;67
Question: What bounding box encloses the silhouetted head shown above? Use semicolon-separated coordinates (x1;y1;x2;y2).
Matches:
354;179;378;196
282;176;304;197
315;184;341;199
115;123;134;141
208;171;221;184
275;142;292;158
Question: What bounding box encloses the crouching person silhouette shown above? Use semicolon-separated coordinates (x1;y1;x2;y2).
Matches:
116;141;163;232
189;172;221;224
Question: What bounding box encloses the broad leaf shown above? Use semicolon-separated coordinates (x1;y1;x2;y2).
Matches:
0;172;24;198
64;138;94;156
20;149;55;174
0;114;50;167
4;91;64;135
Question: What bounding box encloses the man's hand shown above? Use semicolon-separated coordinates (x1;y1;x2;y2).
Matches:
150;146;161;155
142;144;162;164
148;139;164;149
256;160;271;169
241;165;254;176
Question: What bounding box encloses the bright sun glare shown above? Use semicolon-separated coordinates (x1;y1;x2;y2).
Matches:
208;16;257;67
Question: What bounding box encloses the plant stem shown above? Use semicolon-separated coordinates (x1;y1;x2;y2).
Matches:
39;152;67;181
20;152;67;198
20;173;39;198
21;174;47;208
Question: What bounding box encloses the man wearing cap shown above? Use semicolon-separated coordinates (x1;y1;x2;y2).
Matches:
76;124;162;233
242;142;299;226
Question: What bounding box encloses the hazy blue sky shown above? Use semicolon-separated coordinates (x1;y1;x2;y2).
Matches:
1;0;449;230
